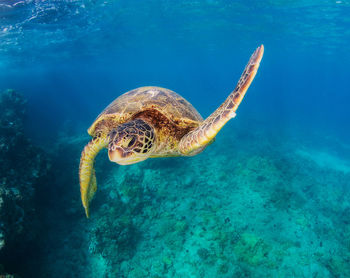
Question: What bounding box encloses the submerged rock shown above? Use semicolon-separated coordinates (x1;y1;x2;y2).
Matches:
0;90;50;275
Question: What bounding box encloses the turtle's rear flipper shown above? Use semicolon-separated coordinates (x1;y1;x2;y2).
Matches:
79;136;108;217
179;45;264;155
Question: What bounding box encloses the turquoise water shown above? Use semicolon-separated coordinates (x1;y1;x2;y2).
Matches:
0;0;350;277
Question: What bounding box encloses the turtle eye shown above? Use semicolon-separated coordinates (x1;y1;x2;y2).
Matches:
109;130;117;139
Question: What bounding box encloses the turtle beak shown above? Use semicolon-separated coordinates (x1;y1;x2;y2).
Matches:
108;147;147;165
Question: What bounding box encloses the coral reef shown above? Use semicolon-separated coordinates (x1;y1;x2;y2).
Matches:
74;124;349;278
0;90;50;275
1;94;349;277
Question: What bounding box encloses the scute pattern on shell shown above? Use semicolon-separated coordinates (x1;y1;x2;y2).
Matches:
103;86;202;121
89;87;203;136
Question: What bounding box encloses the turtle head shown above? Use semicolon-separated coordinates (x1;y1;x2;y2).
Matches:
108;119;156;165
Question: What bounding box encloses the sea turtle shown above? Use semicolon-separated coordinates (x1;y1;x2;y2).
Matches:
79;45;264;217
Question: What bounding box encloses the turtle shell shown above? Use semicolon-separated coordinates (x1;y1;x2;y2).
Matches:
88;86;203;137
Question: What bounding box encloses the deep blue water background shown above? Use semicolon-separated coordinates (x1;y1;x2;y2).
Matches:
1;1;350;277
1;0;350;144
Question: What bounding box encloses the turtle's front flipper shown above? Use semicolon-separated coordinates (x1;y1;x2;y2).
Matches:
179;45;264;155
79;136;108;217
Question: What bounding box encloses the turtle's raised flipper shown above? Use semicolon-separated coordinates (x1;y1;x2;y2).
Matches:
79;136;108;217
179;45;264;155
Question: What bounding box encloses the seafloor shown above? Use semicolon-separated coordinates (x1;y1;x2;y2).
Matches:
1;90;350;277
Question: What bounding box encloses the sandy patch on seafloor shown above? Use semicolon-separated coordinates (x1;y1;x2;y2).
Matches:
295;148;350;173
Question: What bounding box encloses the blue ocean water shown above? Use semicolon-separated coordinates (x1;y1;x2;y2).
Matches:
0;0;350;277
